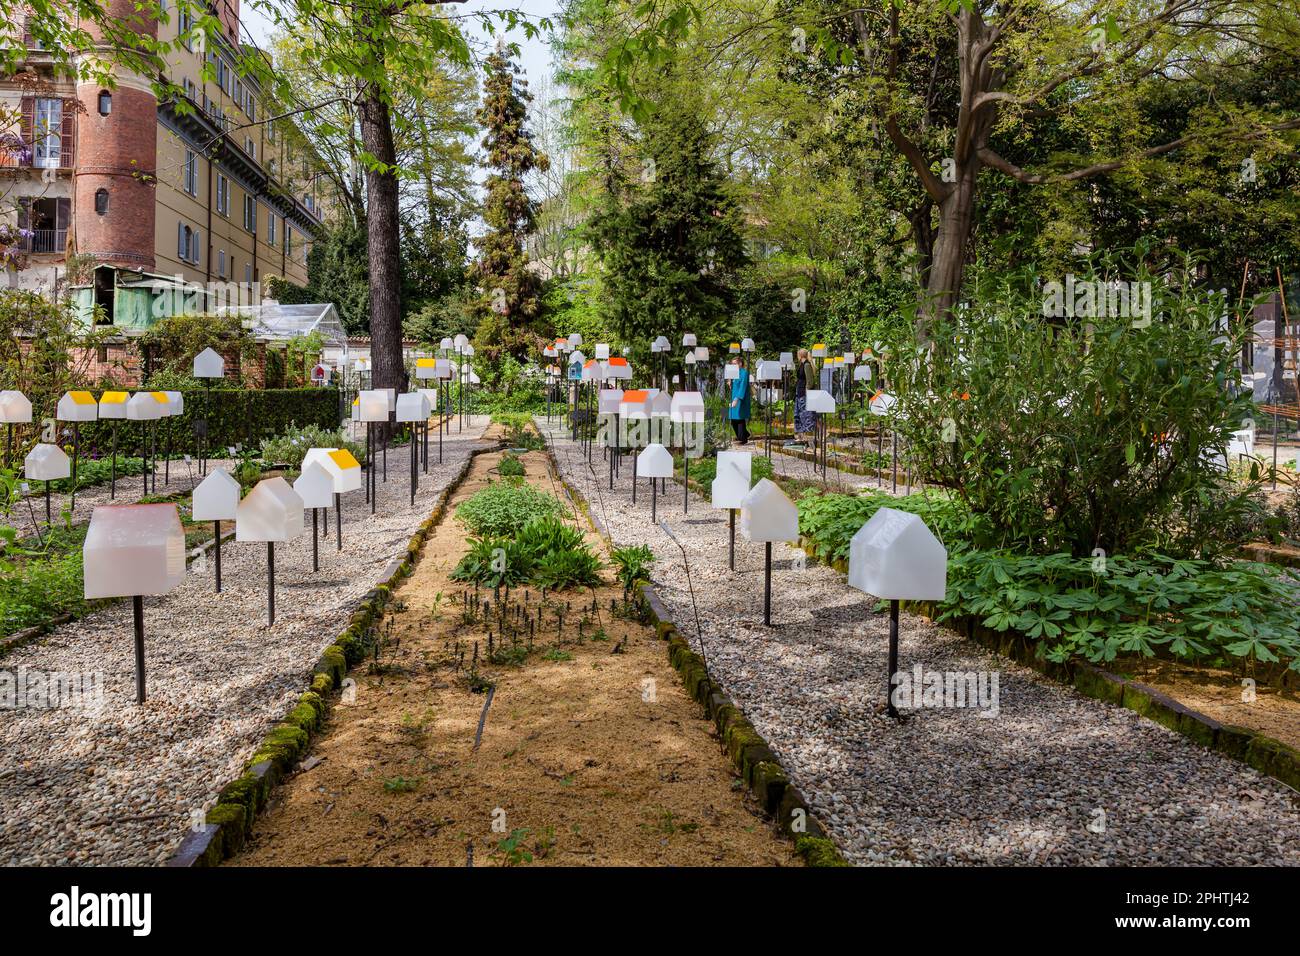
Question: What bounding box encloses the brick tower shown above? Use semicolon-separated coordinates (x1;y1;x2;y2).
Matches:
73;1;158;271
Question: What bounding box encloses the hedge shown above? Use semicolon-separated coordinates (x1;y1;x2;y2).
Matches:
76;388;341;457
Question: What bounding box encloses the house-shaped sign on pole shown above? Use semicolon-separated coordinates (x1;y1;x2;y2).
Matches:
192;467;240;592
712;451;751;571
304;447;362;551
0;390;32;471
637;443;674;522
848;507;947;719
83;503;186;703
670;391;705;515
57;390;98;511
294;462;335;572
25;443;70;525
236;476;304;626
395;392;431;504
739;478;798;627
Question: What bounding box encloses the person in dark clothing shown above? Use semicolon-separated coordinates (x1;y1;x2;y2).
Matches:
794;348;816;437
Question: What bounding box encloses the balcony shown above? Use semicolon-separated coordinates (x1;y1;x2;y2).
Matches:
23;229;67;254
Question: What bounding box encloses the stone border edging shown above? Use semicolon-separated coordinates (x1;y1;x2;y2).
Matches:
540;439;849;867
166;439;500;867
798;536;1300;798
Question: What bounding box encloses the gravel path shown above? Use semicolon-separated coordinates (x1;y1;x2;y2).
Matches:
0;416;491;865
540;418;1300;866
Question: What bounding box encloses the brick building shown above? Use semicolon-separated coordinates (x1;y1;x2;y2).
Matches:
1;0;332;329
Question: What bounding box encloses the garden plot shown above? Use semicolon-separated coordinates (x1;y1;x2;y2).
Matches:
536;418;1300;866
230;437;793;867
0;416;491;866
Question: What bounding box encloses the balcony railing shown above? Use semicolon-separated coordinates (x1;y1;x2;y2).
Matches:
23;229;66;254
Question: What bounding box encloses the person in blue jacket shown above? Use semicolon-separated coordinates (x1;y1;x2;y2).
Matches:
728;356;751;444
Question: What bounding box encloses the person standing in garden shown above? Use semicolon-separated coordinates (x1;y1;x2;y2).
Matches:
794;348;816;439
728;355;752;444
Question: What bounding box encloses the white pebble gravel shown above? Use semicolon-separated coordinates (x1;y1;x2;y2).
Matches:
540;417;1300;866
0;417;491;865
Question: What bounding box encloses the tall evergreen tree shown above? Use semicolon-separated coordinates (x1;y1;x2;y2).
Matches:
589;105;748;350
471;48;550;360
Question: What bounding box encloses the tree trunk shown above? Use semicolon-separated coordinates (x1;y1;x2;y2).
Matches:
925;169;978;323
359;83;405;395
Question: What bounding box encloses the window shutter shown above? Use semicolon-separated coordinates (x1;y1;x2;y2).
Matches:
60;99;74;167
17;198;30;230
22;15;33;47
194;229;201;266
56;198;70;230
20;97;33;156
178;221;184;258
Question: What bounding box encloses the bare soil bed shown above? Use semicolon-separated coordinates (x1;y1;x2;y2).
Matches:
230;435;794;867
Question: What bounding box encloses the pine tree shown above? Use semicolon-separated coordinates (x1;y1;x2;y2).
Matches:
471;48;549;359
589;105;747;350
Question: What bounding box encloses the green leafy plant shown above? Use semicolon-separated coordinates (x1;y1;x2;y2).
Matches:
532;548;603;590
455;479;565;538
611;544;655;592
497;453;526;477
259;422;366;470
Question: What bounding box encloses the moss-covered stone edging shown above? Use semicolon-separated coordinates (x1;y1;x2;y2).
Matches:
166;441;500;867
796;535;1300;797
539;441;849;867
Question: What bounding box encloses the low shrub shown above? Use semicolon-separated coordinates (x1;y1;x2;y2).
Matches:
455;479;564;538
497;453;526;478
611;544;655;592
450;514;601;590
258;422;366;470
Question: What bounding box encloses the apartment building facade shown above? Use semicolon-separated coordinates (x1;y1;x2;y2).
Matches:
1;0;330;326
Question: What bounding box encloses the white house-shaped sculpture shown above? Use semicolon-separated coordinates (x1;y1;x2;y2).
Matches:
395;392;431;422
756;360;782;382
682;333;697;348
854;365;873;382
57;391;99;422
164;390;184;415
811;343;827;358
694;346;709;361
192;467;240;521
711;451;751;509
870;392;898;416
670;391;705;423
598;390;624;415
236;476;304;542
806;389;836;414
0;390;32;423
293;462;335;510
415;357;438;380
741;338;755;352
619;390;649;419
594;343;611;360
417;388;439;411
358;390;389;422
724;364;739;380
303;448;363;493
193;348;225;379
83;503;186;599
652;335;670;352
25;443;70;480
779;352;794;368
605;357;632;380
847;507;947;601
638;443;674;479
127;392;163;421
98;391;128;419
740;479;798;542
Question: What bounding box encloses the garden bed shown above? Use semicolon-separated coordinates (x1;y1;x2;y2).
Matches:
227;432;796;866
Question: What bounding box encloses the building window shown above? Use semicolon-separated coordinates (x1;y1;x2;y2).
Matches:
243;194;256;232
94;188;109;215
179;7;193;48
183;78;197;102
284;225;292;256
217;249;226;277
245;137;256;160
216;174;228;215
33;98;63;169
97;91;112;116
245;263;253;284
183;149;197;195
266;210;276;245
177;222;201;264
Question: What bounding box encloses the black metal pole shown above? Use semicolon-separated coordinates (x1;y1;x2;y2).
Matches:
4;422;10;470
729;508;736;571
410;432;416;507
632;456;637;504
422;420;429;474
683;454;689;514
887;599;900;718
110;422;117;499
335;492;343;551
312;508;319;572
439;386;444;463
45;480;50;524
651;477;657;523
764;541;772;626
267;541;276;625
214;520;222;592
133;595;146;704
71;422;79;511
